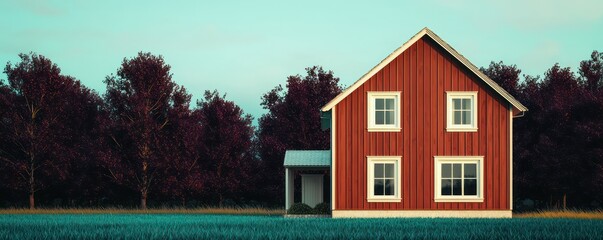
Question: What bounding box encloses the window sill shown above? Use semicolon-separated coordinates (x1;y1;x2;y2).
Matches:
367;127;401;132
434;197;483;202
367;197;401;202
446;127;477;132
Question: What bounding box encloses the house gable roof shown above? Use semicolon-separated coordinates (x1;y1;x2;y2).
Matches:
320;27;528;113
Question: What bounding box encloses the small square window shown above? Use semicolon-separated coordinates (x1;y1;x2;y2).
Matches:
367;92;401;132
367;156;402;202
446;92;477;132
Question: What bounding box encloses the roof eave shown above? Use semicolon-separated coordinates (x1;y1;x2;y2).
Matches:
320;27;528;113
320;28;430;112
423;29;528;113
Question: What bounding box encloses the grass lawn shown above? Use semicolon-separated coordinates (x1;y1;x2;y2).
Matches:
0;214;602;239
514;209;603;219
0;207;284;215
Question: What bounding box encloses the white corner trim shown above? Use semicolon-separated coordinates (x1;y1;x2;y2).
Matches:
446;91;478;132
367;91;401;132
320;27;527;113
285;168;289;210
509;105;513;210
433;156;484;202
332;210;512;218
331;106;336;211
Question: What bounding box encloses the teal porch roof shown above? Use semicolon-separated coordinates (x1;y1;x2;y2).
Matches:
283;150;331;168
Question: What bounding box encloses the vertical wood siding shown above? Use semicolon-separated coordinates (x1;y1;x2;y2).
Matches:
334;37;510;210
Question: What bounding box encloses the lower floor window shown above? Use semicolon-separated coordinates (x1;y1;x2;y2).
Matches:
440;163;477;196
367;156;401;202
434;156;484;202
374;163;395;196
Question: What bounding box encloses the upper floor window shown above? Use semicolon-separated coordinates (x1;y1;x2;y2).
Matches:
446;91;477;132
367;92;401;132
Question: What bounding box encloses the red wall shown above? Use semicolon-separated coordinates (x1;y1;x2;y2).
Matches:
334;37;511;210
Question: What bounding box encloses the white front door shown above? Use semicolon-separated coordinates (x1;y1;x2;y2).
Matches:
301;174;323;208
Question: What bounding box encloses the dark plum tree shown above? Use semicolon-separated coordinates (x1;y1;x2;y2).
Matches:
50;82;105;207
576;51;603;205
257;66;342;204
103;52;194;209
485;58;603;209
481;61;522;97
529;65;582;207
0;53;101;209
579;51;603;92
196;90;255;206
155;86;205;206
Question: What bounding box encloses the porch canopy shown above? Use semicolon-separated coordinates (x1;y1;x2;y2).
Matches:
283;150;331;210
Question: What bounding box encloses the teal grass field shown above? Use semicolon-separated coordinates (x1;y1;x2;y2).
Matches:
0;214;602;239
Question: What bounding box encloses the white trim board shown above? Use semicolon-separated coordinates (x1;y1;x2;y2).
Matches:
331;106;336;210
509;105;513;210
320;27;527;114
332;210;512;218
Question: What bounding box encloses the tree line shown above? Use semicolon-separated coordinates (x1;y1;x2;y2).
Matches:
482;51;603;210
0;52;340;209
1;50;602;210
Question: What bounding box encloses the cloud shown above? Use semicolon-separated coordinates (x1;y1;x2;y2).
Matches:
435;0;603;29
187;25;264;48
519;40;562;76
493;0;603;29
11;0;65;16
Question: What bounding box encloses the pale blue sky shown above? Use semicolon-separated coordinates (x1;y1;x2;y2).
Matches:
1;0;602;121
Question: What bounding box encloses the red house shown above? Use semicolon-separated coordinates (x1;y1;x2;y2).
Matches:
284;27;527;218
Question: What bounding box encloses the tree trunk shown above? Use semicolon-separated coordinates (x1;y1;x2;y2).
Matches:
563;193;567;210
29;164;35;209
219;193;223;208
140;138;150;210
549;195;553;208
29;193;35;209
140;191;147;210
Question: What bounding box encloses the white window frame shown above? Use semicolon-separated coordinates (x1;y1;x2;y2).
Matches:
434;156;484;202
367;91;401;132
367;156;402;202
446;91;478;132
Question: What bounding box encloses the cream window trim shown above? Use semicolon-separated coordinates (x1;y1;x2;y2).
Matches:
446;91;478;132
367;156;402;202
367;92;401;132
434;156;484;202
